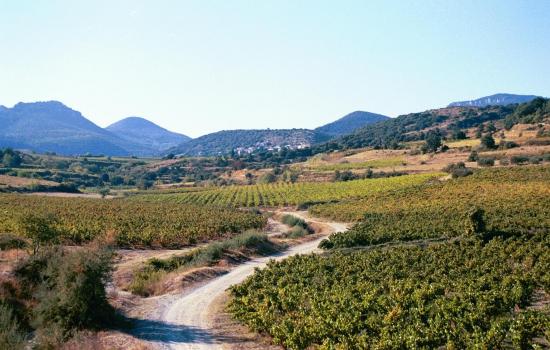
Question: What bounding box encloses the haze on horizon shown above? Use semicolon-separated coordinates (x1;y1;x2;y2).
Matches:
1;0;549;137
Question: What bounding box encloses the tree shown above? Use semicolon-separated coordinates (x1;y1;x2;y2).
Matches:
480;134;496;149
17;214;58;254
422;132;442;153
2;151;22;167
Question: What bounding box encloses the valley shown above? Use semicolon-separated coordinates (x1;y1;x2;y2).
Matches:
0;95;549;349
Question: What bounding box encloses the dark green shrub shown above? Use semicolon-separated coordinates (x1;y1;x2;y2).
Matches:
467;151;479;162
477;157;495;167
511;155;529;165
529;156;542;164
443;162;473;178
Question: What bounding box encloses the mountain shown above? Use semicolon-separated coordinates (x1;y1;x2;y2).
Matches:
0;101;133;156
448;93;540;108
315;111;390;137
169;129;330;156
106;117;191;155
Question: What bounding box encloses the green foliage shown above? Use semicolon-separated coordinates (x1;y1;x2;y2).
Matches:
311;166;550;247
443;162;473;178
477;157;495;167
480;133;496;149
0;196;266;248
229;234;549;349
465;207;486;236
12;246;115;344
17;214;58;254
140;173;440;208
422;131;442;153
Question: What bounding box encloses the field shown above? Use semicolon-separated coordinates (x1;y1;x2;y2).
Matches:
228;166;550;349
137;173;442;207
229;234;549;349
312;166;550;246
0;195;265;247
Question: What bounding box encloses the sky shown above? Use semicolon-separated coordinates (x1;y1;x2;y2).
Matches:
1;0;549;137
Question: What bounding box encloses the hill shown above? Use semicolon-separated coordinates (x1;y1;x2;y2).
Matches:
448;93;540;107
169;129;330;156
106;117;191;155
318;97;550;151
0;101;133;156
315;111;389;137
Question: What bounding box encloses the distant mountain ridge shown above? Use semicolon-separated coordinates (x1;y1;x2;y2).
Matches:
0;101;188;156
106;117;190;155
315;111;390;137
448;93;540;108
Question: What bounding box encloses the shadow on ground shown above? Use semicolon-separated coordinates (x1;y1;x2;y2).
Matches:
120;317;249;345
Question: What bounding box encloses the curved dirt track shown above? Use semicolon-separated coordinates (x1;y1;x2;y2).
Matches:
133;213;347;350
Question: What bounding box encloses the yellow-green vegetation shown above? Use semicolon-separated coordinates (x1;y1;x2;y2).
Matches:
228;166;550;349
0;195;266;247
138;173;441;207
305;157;406;171
311;166;550;247
305;156;405;171
229;234;549;349
445;138;481;148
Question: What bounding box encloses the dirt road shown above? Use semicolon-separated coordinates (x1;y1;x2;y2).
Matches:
132;213;347;350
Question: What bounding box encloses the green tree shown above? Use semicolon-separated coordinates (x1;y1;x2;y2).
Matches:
480;133;496;149
2;151;22;168
17;214;58;254
422;132;442;153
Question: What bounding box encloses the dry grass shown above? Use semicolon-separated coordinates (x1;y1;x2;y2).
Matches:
0;174;59;187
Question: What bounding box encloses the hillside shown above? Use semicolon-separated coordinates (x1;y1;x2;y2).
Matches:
106;117;191;155
169;129;330;156
0;101;133;156
318;98;550;151
315;111;389;137
448;93;540;107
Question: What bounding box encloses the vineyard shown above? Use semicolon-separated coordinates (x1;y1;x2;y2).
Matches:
312;166;550;247
0;195;265;247
138;173;441;207
228;165;550;349
229;234;549;349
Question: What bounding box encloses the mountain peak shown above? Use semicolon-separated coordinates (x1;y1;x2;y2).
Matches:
315;110;390;137
448;93;541;108
106;116;190;154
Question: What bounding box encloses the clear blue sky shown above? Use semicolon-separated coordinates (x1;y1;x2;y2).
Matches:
1;0;549;137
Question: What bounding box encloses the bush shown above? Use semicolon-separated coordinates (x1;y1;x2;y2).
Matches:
511;155;529;165
443;162;473;178
499;140;519;149
285;226;309;239
499;158;510;166
0;304;26;350
467;151;479;162
477;157;495;167
281;214;307;228
15;247;115;342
